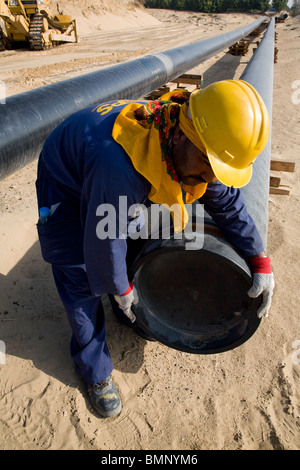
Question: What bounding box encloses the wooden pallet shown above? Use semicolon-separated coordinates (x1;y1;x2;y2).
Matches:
170;73;204;89
248;21;268;37
271;161;295;172
228;38;250;56
269;160;295;195
144;85;170;100
248;27;262;37
145;74;204;100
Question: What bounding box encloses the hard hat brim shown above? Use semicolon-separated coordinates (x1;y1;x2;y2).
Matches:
207;152;252;188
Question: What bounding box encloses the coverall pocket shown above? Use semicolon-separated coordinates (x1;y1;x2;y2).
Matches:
37;202;84;265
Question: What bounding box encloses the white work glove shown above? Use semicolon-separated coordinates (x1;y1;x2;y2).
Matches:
247;256;275;318
114;282;139;323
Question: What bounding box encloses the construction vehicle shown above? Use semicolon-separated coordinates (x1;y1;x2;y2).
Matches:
0;0;78;51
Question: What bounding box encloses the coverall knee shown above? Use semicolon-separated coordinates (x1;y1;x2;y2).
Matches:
51;264;114;385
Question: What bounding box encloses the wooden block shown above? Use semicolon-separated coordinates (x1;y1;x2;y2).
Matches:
269;187;290;195
171;73;203;88
144;86;170;100
229;40;249;56
270;176;281;187
176;73;202;81
270;160;295;172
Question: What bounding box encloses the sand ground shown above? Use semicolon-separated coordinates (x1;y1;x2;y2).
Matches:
0;3;299;450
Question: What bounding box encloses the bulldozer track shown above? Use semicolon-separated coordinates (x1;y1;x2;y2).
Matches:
1;0;78;51
0;25;5;51
28;14;47;50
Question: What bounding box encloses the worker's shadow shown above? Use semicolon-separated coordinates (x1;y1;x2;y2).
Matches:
0;241;147;390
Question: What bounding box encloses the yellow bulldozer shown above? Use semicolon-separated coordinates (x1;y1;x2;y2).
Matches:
0;0;78;51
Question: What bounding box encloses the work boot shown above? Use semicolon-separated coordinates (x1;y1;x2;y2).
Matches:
88;376;122;418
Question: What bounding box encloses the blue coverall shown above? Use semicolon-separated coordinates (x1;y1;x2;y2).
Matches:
36;100;264;386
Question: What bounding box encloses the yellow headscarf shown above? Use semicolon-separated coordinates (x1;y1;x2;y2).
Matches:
112;97;208;232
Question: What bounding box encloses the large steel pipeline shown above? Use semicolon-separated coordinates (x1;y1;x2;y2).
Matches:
0;16;267;180
198;19;275;252
240;17;275;249
128;18;275;353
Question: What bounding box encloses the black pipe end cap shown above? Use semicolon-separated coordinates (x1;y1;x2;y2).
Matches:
129;233;262;354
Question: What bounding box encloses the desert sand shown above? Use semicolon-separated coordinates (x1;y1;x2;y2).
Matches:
0;1;299;450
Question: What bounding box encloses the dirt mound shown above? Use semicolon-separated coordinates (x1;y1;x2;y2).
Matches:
55;0;161;34
56;0;144;15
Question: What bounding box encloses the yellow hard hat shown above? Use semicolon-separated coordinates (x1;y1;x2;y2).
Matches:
189;80;270;188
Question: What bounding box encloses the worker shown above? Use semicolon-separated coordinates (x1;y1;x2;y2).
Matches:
36;80;275;419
